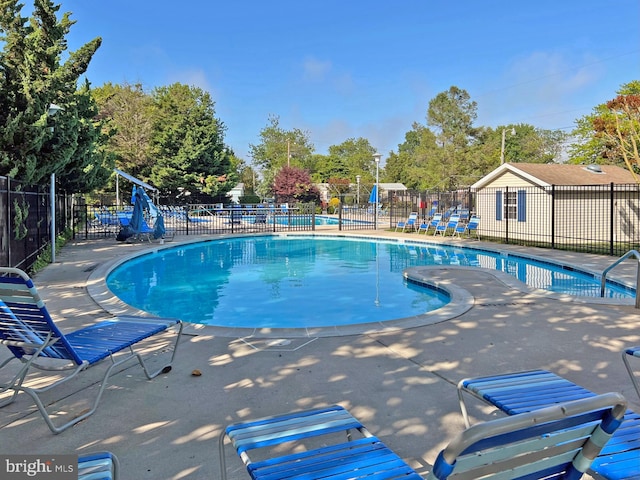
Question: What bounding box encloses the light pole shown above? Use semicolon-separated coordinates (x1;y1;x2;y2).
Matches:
500;127;516;164
373;152;381;229
48;103;63;263
356;175;361;206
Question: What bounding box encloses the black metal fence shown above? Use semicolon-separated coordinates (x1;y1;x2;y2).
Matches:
72;203;321;239
0;176;70;271
387;183;640;256
4;177;640;271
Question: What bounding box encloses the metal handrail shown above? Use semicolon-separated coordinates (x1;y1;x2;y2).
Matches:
600;249;640;308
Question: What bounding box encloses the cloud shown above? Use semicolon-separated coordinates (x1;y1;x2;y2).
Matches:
167;68;213;92
477;50;605;128
507;51;601;98
303;57;333;81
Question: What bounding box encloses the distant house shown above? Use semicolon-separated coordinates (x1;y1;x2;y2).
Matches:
378;183;407;201
471;163;639;243
314;182;407;204
228;183;244;203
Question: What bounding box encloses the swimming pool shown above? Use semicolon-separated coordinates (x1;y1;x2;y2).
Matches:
106;236;450;328
106;235;635;330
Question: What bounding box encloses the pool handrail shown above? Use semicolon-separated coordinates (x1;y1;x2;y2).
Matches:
600;249;640;308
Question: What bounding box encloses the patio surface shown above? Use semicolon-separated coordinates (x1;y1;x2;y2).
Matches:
1;230;639;479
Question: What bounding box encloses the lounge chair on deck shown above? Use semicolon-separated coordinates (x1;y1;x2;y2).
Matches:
454;215;480;239
79;452;119;479
623;346;640;400
458;369;640;480
395;212;418;232
417;220;430;234
0;267;183;434
434;214;459;236
227;206;243;226
420;213;442;234
220;395;626;480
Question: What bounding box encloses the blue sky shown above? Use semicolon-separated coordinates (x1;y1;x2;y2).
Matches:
60;0;639;162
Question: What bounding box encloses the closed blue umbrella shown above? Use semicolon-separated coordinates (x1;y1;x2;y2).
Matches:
153;214;166;239
128;191;145;234
368;185;378;204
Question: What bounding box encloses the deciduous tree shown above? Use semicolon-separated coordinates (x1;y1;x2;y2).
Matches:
569;81;640;170
273;166;320;204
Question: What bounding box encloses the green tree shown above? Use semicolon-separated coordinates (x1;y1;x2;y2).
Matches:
478;124;567;167
0;0;101;185
249;115;314;197
569;81;640;167
595;92;640;180
92;82;154;181
386;122;442;190
57;79;113;192
150;83;236;199
426;86;478;189
317;137;377;183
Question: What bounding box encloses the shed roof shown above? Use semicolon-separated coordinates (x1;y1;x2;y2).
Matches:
380;182;407;191
471;163;638;189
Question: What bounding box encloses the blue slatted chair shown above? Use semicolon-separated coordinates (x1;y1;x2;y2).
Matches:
453;215;480;239
434;214;460;236
417;221;430;234
219;405;422;480
0;267;183;434
457;369;640;480
395;212;419;232
427;393;626;480
623;346;640;400
78;452;119;480
220;396;627;480
425;213;442;234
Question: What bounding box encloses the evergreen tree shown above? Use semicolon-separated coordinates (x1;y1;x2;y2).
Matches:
150;83;236;199
0;0;101;185
57;80;114;192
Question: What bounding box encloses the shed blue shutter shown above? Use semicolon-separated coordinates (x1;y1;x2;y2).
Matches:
496;191;503;221
517;190;526;222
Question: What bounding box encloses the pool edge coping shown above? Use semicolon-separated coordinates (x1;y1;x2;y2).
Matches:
86;232;635;338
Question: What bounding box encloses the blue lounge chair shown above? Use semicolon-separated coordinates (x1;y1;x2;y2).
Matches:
253;205;268;224
417;220;430;234
453;215;480;239
79;452;119;479
227;205;243;226
434;214;460;236
422;213;442;234
220;395;626;480
427;393;626;480
457;369;640;480
623;346;640;400
0;267;183;434
395;212;418;232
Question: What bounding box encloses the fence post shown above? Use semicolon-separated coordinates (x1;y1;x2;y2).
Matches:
505;186;509;244
609;182;614;256
551;185;555;249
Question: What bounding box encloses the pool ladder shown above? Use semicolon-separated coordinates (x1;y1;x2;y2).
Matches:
600;249;640;308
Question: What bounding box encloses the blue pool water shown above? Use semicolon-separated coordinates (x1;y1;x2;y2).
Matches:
106;236;634;329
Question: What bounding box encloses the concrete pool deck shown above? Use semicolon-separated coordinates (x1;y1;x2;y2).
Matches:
1;231;639;479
